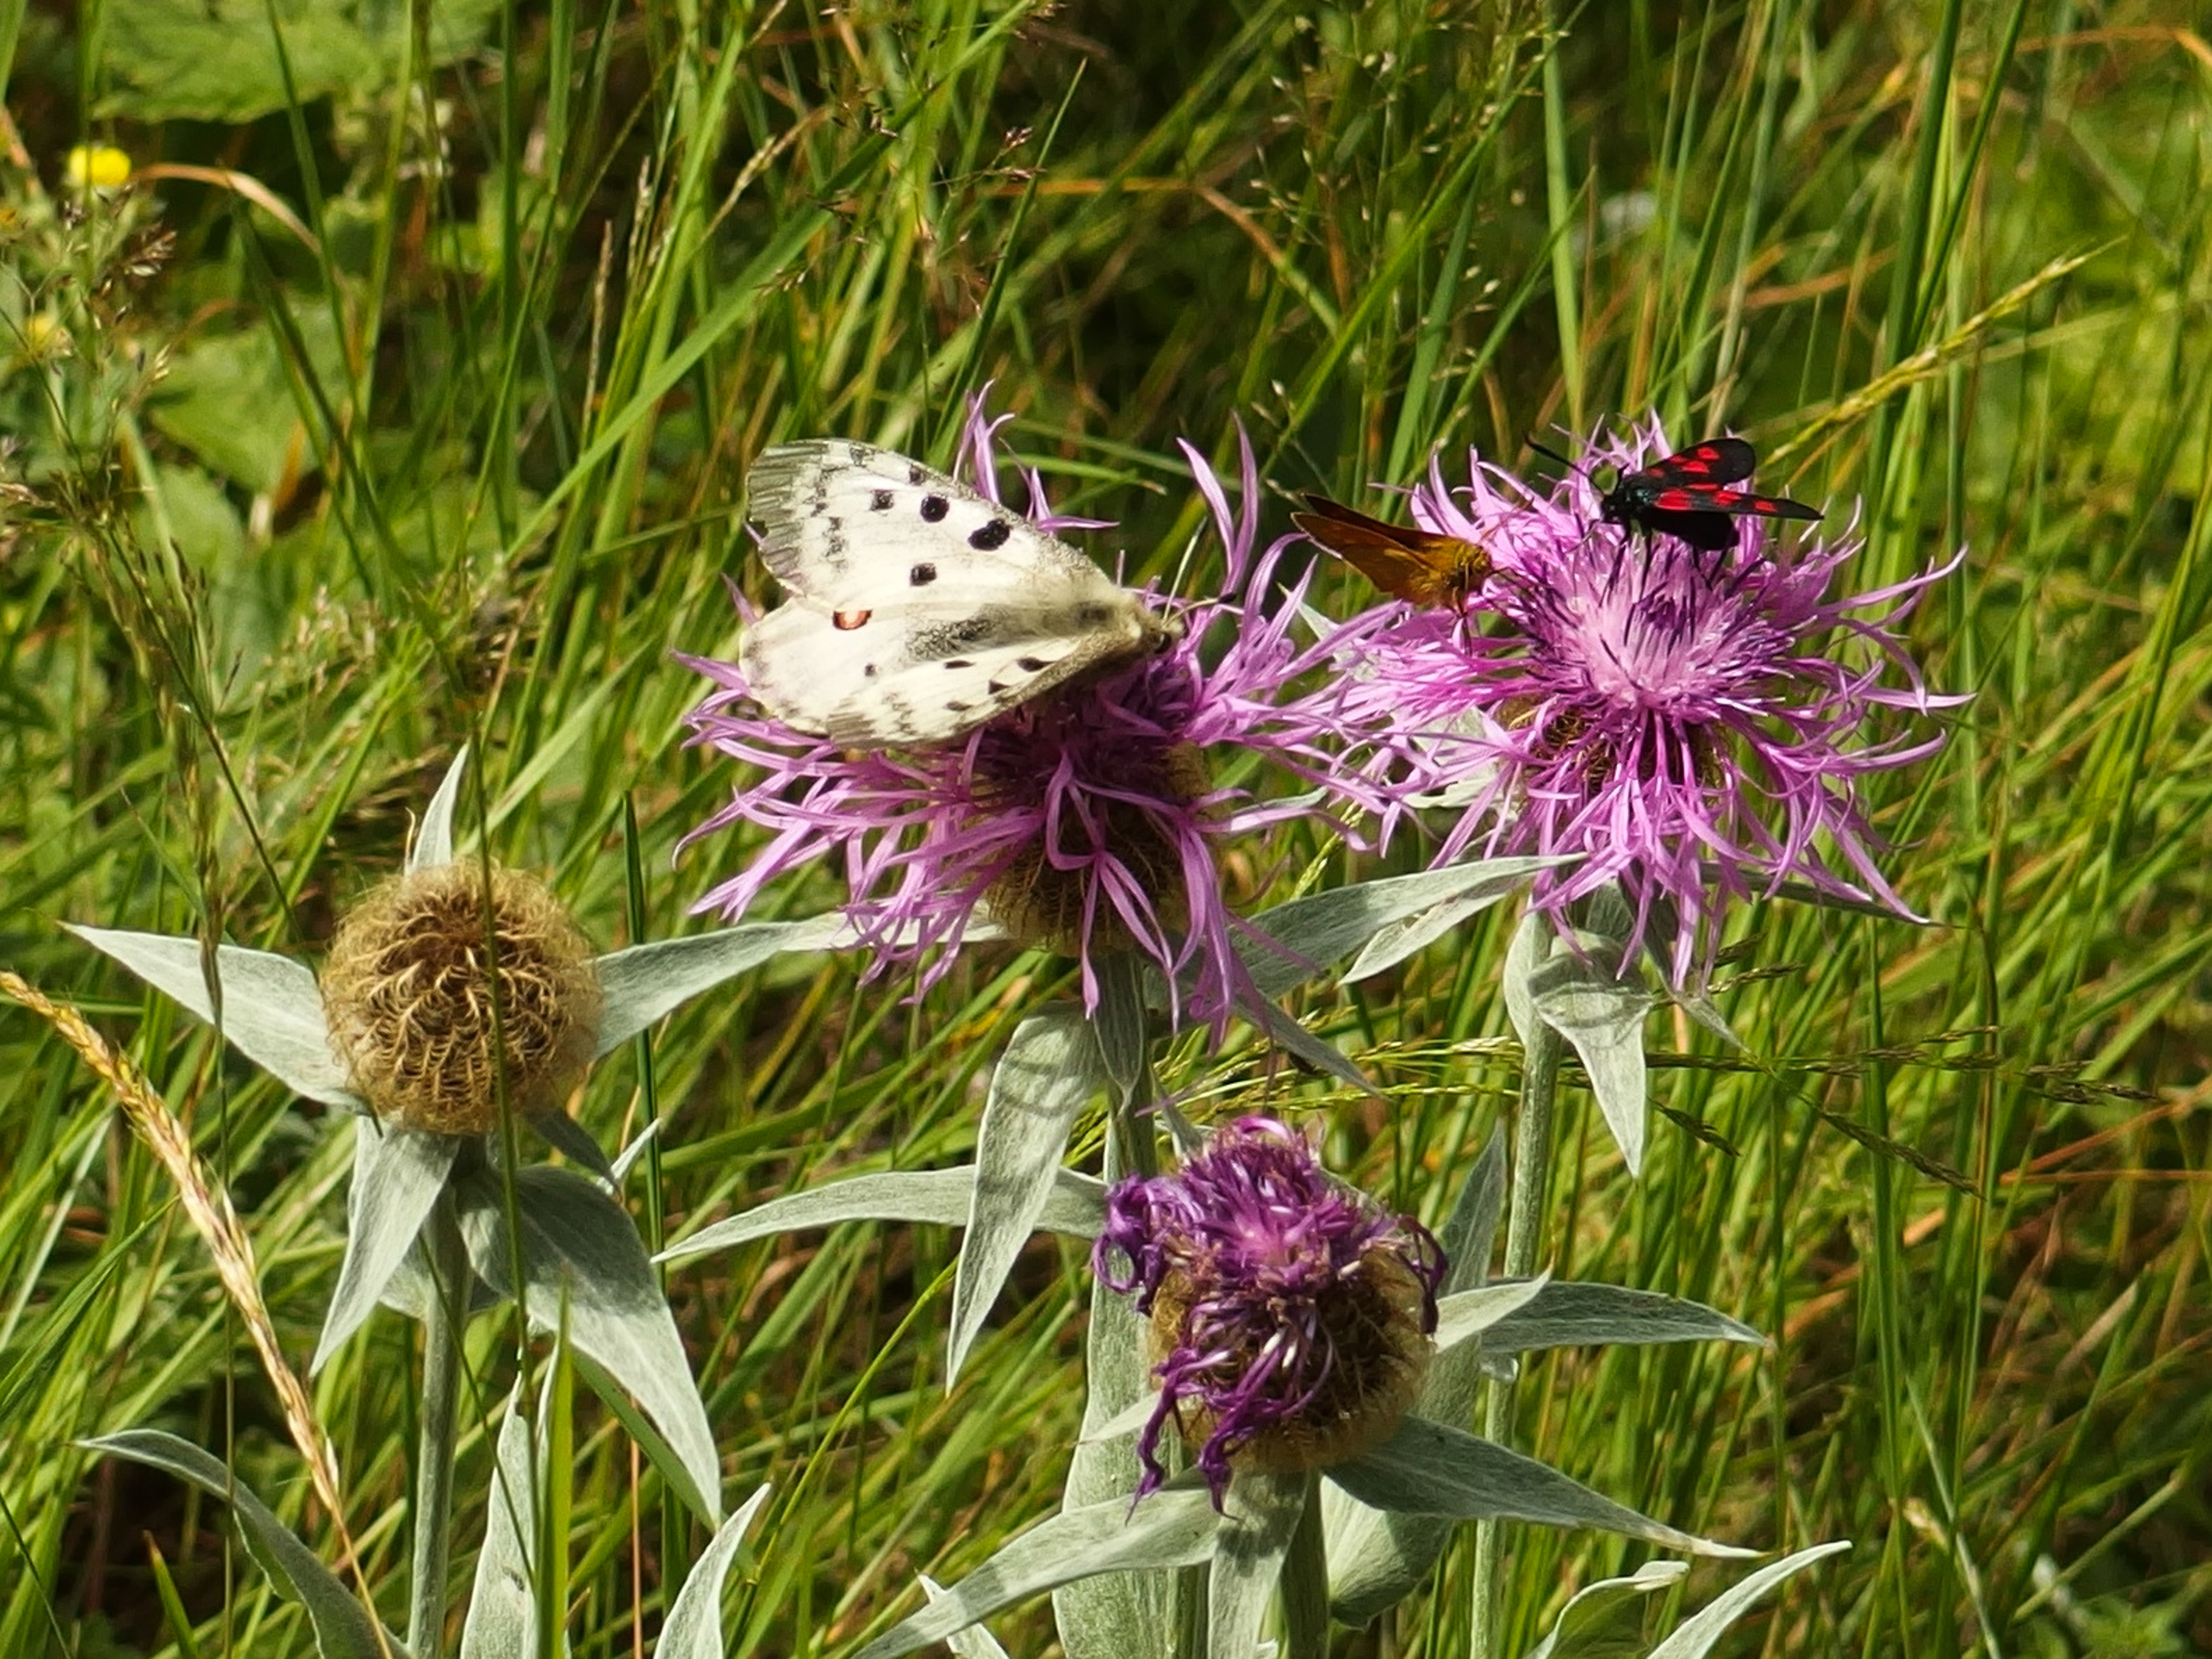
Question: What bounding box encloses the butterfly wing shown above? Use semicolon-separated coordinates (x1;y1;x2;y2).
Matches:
738;439;1173;745
1646;437;1756;488
1293;495;1492;608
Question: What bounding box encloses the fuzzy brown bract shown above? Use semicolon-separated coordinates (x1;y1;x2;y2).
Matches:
320;863;601;1136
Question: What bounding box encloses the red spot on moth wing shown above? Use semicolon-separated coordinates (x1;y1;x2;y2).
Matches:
833;609;873;630
1649;488;1707;511
1705;488;1751;507
1684;437;1756;482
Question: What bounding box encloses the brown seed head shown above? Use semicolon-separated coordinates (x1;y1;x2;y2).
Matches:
320;862;600;1135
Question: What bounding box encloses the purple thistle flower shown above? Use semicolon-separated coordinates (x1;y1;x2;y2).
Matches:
1093;1116;1444;1505
1333;416;1966;987
681;403;1397;1032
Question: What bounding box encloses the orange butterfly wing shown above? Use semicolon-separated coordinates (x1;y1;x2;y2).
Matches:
1293;495;1492;609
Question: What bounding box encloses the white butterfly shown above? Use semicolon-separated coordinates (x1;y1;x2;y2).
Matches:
737;438;1181;746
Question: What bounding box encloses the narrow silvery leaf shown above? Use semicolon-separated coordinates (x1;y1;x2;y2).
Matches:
1644;1543;1851;1659
84;1429;406;1659
66;925;361;1108
459;1388;546;1659
1325;1416;1750;1557
658;1484;774;1659
531;1111;615;1182
456;1166;720;1523
921;1576;1012;1659
609;1119;661;1188
1502;910;1545;1054
1522;1559;1688;1659
1243;859;1569;998
1324;1124;1509;1627
658;1166;1107;1265
411;748;469;874
1246;995;1377;1097
314;1124;459;1370
948;1004;1106;1382
591;915;853;1057
1210;1472;1307;1659
1431;1276;1552;1358
1526;943;1652;1177
1159;1099;1206;1161
1443;1125;1507;1293
858;1485;1224;1659
1093;957;1149;1102
1483;1283;1765;1354
1344;892;1490;984
1057;1174;1171;1659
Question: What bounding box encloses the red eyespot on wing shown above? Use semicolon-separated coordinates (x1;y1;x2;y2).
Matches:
833;609;872;630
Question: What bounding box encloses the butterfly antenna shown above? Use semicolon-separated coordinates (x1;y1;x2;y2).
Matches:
1526;438;1578;472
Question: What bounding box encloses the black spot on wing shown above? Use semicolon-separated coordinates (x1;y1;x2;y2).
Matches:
911;563;938;585
871;489;894;511
919;495;950;523
1015;655;1048;672
908;465;927;486
969;518;1012;551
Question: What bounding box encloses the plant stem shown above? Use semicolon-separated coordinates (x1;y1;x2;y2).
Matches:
408;1195;472;1659
1469;1011;1565;1659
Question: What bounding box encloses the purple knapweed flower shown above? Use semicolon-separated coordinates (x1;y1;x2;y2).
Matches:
1093;1116;1444;1505
1332;416;1965;987
681;403;1395;1032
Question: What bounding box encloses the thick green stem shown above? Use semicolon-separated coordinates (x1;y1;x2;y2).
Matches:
1469;1012;1565;1659
407;1197;472;1659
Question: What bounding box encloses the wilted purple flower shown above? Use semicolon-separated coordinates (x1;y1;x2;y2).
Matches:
1094;1116;1444;1505
682;404;1395;1032
1334;417;1964;987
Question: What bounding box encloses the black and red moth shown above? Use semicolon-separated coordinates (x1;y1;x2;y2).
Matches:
1540;437;1822;552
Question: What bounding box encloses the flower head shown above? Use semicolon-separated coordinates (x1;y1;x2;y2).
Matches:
1093;1116;1444;1504
1335;417;1964;986
321;861;601;1135
683;403;1395;1031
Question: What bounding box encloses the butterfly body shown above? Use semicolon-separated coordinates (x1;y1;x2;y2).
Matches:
1591;437;1821;552
1292;494;1493;609
739;439;1178;746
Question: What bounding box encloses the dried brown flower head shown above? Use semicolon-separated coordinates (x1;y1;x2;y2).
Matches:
320;862;600;1135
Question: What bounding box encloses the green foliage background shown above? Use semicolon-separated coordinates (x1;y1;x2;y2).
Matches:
0;0;2205;1655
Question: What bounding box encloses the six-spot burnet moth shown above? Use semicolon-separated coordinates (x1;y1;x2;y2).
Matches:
1531;435;1823;552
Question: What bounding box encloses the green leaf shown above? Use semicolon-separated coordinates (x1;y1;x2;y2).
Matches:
590;915;855;1057
857;1483;1224;1659
1481;1283;1766;1354
1055;1242;1172;1659
1644;1543;1851;1659
458;1391;556;1659
655;1484;775;1658
84;1430;406;1659
100;0;502;122
143;306;348;491
313;1123;459;1370
948;1004;1107;1380
67;925;362;1109
1325;1417;1750;1558
456;1166;720;1523
920;1577;1012;1659
1243;858;1568;997
1430;1276;1553;1358
1209;1472;1307;1659
1521;1559;1688;1659
1506;912;1652;1175
656;1166;1107;1265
